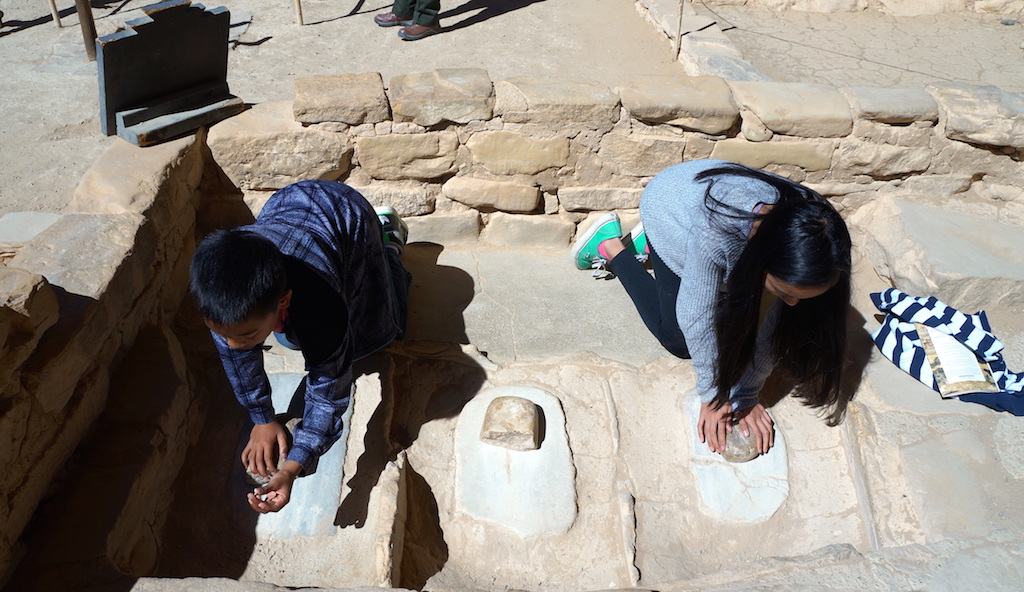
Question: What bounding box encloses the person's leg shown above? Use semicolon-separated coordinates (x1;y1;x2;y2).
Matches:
607;242;689;358
391;0;414;17
385;248;412;340
412;0;440;26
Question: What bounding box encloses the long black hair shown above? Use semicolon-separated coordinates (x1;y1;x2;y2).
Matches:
700;164;853;425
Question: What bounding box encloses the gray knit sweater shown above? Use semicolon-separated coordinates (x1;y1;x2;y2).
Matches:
640;160;782;410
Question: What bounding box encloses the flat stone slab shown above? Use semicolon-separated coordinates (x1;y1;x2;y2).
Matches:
456;386;576;536
495;77;619;128
0;212;61;248
252;372;353;539
850;196;1024;310
389;68;494;126
293;72;390;125
840;86;939;124
617;75;739;134
685;396;789;524
928;83;1024;148
401;246;668;366
729;81;853;138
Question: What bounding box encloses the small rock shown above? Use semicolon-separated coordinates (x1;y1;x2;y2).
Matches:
721;425;759;463
480;396;541;451
1001;18;1017;25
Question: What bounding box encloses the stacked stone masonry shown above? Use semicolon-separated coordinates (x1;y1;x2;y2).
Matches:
2;65;1024;589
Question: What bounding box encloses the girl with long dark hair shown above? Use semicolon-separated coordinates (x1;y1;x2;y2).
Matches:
570;160;853;455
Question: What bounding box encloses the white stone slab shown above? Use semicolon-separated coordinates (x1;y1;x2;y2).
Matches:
253;372;354;539
685;395;789;524
456;386;577;537
0;211;61;246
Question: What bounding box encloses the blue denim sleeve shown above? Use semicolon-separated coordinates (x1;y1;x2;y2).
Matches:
287;336;353;471
211;331;275;424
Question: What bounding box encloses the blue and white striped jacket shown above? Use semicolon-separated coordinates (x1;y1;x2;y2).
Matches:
872;288;1024;415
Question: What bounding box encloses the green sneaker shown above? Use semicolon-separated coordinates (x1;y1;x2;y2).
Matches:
571;212;622;273
625;222;649;263
375;206;408;255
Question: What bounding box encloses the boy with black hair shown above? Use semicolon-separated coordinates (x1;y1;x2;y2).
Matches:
190;180;411;513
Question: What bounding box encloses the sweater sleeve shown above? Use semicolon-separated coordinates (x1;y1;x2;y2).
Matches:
727;301;780;410
675;248;726;405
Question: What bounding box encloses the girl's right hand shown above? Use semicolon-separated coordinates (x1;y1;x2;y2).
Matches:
698;400;733;454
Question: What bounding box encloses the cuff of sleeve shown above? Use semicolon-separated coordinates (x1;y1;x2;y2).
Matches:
698;388;717;404
249;407;276;425
729;386;760;411
286;446;313;473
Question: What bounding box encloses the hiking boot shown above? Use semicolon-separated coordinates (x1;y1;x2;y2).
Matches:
374;12;413;27
571;212;622;277
398;23;441;40
376;206;408;255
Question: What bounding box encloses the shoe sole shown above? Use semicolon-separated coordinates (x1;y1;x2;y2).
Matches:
398;27;440;40
571;212;620;270
375;18;413;27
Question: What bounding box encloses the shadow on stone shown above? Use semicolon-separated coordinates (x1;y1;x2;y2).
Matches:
398;460;449;590
336;343;486;529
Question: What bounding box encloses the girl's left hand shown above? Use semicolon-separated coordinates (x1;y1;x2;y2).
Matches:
736;403;775;454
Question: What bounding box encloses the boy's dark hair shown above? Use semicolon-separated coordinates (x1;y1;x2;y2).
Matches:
189;229;287;326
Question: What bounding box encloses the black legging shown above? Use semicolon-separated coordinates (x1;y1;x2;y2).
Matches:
608;243;690;359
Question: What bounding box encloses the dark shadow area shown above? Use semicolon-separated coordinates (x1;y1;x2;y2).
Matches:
336;242;485;532
759;305;875;422
0;7;77;39
434;0;546;33
398;460;449;590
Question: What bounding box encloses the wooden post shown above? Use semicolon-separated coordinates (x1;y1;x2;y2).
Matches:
75;0;97;60
675;0;685;60
47;0;62;27
294;0;303;25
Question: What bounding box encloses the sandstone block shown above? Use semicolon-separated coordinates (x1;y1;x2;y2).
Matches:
356;131;458;180
466;130;569;175
480;396;541;451
928;83;1024;148
729;82;853;138
347;182;436;216
840;86;939;124
405;210;480;245
898;175;972;197
292;73;389;125
709;139;835;171
70;134;202;215
597;134;685;176
389;68;494;126
850;196;1024;310
559;187;643;212
838;139;931;178
480;212;575;248
617;75;739;134
207;102;353;190
442;177;540;212
0;268;58;377
494;77;619;128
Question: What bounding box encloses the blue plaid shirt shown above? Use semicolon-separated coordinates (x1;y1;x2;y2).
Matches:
211;181;399;470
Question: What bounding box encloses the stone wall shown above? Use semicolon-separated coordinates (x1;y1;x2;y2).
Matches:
2;66;1024;585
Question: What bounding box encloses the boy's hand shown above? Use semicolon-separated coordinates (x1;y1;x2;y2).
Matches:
242;421;289;478
698;400;733;454
248;460;301;513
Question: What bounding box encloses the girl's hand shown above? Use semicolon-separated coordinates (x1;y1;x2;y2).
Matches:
698;400;733;453
735;403;775;454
